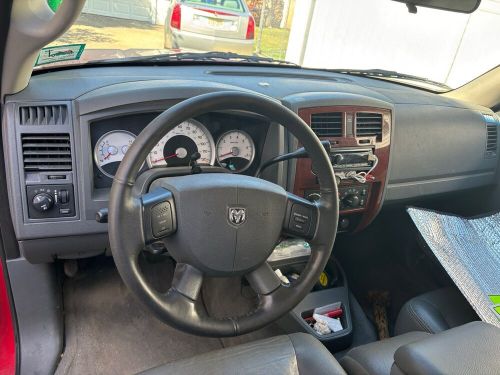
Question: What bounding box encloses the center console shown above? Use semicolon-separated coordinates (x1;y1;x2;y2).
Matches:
294;105;392;232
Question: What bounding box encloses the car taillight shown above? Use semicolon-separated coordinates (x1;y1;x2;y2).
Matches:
246;16;255;40
171;4;181;30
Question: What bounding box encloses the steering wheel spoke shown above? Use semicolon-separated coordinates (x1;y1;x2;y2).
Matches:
170;263;204;301
140;187;177;245
282;192;319;241
246;262;282;295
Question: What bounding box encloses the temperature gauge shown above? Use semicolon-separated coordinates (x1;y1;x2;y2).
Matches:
94;130;136;178
216;130;255;173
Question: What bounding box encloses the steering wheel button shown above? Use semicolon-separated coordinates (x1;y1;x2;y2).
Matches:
294;216;307;224
151;202;173;237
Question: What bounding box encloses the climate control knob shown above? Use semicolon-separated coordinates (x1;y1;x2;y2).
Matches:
32;193;54;212
343;194;360;208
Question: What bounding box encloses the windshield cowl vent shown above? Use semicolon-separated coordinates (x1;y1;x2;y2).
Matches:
19;104;68;125
484;114;498;158
356;112;383;141
311;112;343;137
21;133;72;172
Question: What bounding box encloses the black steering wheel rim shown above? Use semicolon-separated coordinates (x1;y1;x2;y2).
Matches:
109;91;339;337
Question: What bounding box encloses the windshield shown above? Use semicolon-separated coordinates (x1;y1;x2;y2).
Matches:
39;0;499;89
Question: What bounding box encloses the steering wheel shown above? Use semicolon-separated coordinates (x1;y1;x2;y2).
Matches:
109;91;339;337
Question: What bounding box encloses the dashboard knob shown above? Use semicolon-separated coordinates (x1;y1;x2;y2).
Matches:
343;194;360;208
32;193;54;212
332;154;344;164
307;192;321;202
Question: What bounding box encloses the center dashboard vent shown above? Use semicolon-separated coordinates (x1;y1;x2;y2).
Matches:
356;112;383;140
310;112;343;137
19;104;68;125
484;113;498;157
21;133;72;172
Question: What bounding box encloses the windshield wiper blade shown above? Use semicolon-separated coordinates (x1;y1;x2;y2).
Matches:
327;68;451;90
91;51;298;67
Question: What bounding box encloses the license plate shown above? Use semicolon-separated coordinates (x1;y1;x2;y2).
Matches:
194;15;235;31
208;18;224;28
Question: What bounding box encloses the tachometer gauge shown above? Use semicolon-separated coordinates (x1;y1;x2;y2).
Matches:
147;119;215;168
94;130;136;178
216;130;255;173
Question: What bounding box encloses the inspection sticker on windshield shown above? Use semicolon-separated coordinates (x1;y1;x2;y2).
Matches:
35;44;85;66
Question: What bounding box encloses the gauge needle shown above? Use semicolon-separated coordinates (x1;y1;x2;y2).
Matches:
104;153;111;160
153;153;177;163
219;151;234;157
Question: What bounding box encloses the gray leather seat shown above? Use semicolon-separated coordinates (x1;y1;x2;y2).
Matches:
139;332;347;375
339;332;430;375
394;287;478;335
391;322;500;375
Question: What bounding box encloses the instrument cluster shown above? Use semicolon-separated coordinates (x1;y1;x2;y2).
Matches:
91;111;266;188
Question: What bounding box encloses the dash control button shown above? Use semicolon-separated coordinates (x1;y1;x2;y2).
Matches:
151;202;173;238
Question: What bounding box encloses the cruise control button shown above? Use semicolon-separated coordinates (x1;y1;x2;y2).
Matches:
294;216;307;223
289;203;312;235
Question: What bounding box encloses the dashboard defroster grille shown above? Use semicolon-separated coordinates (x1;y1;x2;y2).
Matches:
19;104;68;125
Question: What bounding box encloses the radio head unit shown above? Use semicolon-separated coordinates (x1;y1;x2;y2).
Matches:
330;148;374;171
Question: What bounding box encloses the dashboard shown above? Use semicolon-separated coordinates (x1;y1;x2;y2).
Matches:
2;65;498;262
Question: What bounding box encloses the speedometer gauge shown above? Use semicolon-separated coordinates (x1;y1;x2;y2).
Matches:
147;119;215;168
94;130;136;178
216;130;255;173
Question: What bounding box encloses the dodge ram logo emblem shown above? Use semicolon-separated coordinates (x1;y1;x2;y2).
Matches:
228;207;246;225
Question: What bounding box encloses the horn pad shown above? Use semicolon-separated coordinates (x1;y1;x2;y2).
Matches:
150;173;287;276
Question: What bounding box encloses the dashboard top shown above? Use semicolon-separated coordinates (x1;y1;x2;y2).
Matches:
8;65;485;111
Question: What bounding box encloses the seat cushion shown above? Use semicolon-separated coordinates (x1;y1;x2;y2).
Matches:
391;322;500;375
339;332;429;375
138;332;346;375
394;287;478;335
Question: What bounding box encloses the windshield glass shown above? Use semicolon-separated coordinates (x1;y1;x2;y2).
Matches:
40;0;500;89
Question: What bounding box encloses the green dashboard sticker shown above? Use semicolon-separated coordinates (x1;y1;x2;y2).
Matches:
35;44;85;66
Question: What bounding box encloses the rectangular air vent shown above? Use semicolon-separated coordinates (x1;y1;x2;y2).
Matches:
310;112;343;137
21;133;72;171
356;112;383;140
19;104;68;125
484;114;498;157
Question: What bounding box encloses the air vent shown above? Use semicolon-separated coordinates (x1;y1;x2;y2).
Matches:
484;114;498;157
21;133;72;171
19;104;68;125
356;112;383;140
311;112;343;137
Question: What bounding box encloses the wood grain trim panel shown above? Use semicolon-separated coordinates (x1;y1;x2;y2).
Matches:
295;106;391;232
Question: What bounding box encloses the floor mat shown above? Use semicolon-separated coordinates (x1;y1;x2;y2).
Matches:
334;208;444;334
408;207;500;326
55;257;222;375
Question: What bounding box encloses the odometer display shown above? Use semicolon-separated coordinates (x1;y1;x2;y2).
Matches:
147;120;215;168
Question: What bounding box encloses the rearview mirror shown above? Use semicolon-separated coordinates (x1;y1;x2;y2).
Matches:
393;0;480;13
